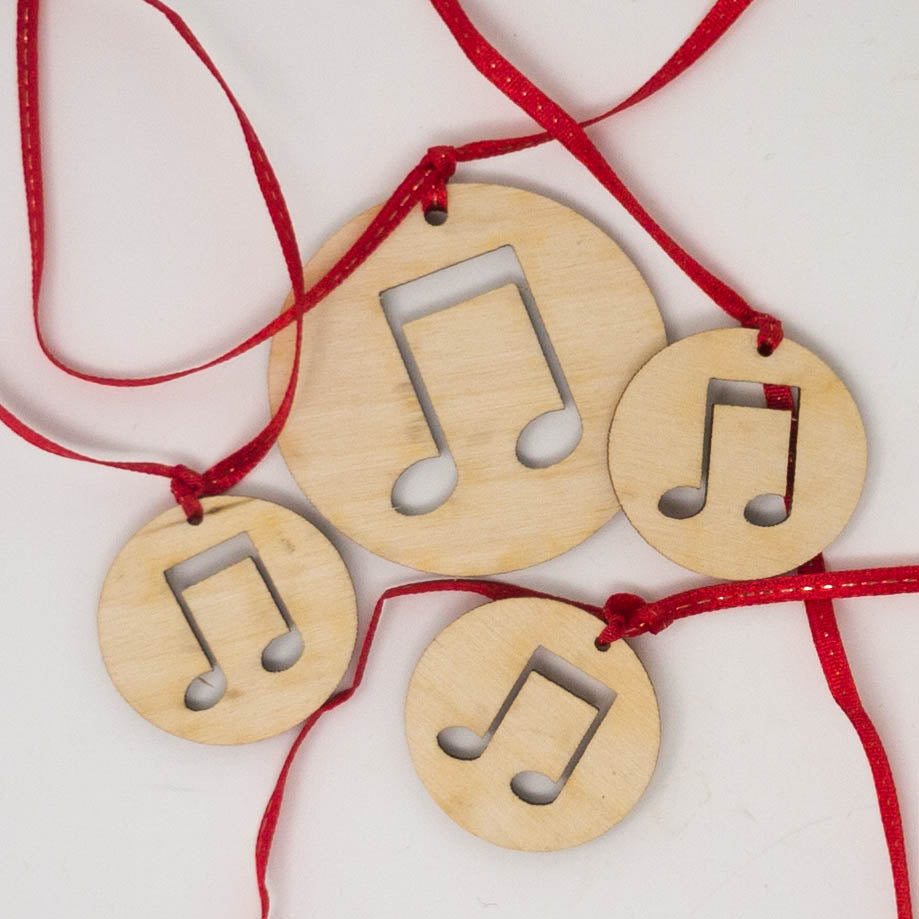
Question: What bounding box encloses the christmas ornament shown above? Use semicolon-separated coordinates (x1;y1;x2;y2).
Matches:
269;183;664;575
404;596;659;850
98;496;356;744
609;329;867;579
7;2;914;919
13;0;359;744
257;569;919;914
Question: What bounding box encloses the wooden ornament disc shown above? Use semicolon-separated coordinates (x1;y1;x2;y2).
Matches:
269;183;665;575
608;328;868;580
404;597;660;851
97;496;357;744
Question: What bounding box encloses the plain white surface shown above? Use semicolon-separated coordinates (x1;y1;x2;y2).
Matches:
0;1;917;916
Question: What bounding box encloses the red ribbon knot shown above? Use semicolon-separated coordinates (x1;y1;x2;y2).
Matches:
170;464;206;524
596;592;651;647
421;145;458;221
743;310;785;356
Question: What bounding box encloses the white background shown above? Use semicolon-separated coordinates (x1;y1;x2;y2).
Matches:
0;1;917;917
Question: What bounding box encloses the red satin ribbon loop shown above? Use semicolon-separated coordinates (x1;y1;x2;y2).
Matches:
743;309;785;355
597;592;648;646
421;144;458;216
169;464;206;524
428;0;784;354
256;560;918;917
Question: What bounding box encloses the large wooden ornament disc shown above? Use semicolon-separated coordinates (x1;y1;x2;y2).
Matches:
269;184;665;574
609;329;867;580
405;598;660;851
98;496;357;744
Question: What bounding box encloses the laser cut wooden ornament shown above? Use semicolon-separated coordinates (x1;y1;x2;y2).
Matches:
608;328;867;580
268;183;666;575
405;597;660;851
97;496;357;744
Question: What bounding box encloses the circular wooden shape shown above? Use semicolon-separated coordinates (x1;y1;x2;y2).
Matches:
98;496;357;744
405;597;660;851
269;183;665;575
609;328;867;580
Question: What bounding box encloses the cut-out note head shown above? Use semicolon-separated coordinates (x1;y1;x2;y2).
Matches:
437;725;488;761
391;452;459;516
658;484;706;520
184;666;227;712
511;770;562;806
744;492;789;527
260;628;305;672
516;406;582;469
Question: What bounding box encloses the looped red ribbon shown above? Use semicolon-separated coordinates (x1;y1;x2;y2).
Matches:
420;145;458;215
744;309;785;355
9;0;785;525
255;560;917;917
596;591;680;645
169;465;207;524
596;592;650;645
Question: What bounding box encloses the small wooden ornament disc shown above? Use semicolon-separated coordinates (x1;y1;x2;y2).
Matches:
404;597;660;851
608;328;867;580
269;183;665;575
98;496;357;744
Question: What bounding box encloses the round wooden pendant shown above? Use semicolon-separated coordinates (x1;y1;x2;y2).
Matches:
404;597;660;851
609;328;867;580
269;183;665;575
98;496;357;744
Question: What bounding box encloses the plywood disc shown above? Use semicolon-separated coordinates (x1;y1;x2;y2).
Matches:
608;328;867;579
98;496;357;744
269;183;665;575
405;597;660;851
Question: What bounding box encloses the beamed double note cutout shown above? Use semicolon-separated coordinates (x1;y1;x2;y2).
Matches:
164;532;304;711
437;645;615;806
380;245;582;516
657;379;799;528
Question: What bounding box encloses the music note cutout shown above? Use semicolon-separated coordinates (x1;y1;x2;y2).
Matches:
436;646;615;806
658;378;800;527
380;245;583;516
164;532;305;712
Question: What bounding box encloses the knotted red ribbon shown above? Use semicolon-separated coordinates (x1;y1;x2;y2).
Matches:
11;0;779;523
8;4;912;918
255;560;918;917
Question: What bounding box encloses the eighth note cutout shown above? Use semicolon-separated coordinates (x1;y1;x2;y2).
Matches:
437;646;615;805
658;378;800;527
380;245;583;516
164;532;304;712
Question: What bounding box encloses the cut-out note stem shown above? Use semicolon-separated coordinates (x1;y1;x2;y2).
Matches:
164;532;304;711
437;645;614;805
658;379;799;527
380;245;582;516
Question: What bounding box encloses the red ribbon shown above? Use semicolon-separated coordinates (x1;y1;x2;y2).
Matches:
11;0;779;521
10;5;912;916
255;561;918;917
429;0;783;355
418;5;911;915
800;556;913;918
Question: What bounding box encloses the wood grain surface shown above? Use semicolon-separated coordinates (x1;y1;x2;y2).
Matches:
97;496;357;744
269;183;665;575
405;597;660;851
609;328;867;579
